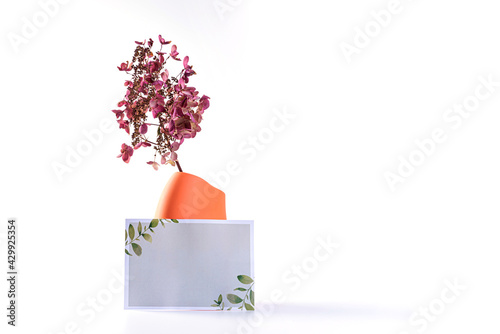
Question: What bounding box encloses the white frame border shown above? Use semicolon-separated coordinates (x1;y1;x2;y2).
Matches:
124;219;254;311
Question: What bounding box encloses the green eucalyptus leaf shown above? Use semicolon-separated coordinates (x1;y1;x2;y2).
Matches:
125;249;132;256
125;229;128;241
131;243;142;256
218;294;222;303
237;275;254;284
227;307;232;311
244;303;254;311
138;222;142;234
227;294;243;304
143;233;152;243
250;290;254;305
150;219;159;228
234;287;247;291
128;224;135;240
221;302;224;310
211;304;219;307
171;219;179;223
238;306;243;309
160;220;165;227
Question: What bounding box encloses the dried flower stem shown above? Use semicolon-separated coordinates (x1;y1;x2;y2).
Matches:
176;161;183;173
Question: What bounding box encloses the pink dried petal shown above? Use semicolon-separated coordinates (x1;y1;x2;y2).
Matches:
147;161;159;170
152;105;165;118
158;35;171;45
111;109;124;119
161;70;169;81
171;142;180;151
153;80;163;90
170;44;180;60
119;144;133;163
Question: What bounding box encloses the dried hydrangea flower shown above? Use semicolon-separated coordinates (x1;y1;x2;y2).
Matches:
112;35;210;171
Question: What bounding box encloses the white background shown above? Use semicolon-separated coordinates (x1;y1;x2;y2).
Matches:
1;0;500;333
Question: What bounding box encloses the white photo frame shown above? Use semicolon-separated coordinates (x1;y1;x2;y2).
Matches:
124;219;254;311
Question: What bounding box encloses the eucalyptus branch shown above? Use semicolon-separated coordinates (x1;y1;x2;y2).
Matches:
125;218;179;256
241;282;254;307
212;275;255;311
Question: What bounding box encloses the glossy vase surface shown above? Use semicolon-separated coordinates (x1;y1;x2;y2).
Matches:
154;172;226;219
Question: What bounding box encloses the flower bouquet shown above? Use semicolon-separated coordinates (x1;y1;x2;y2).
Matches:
112;35;225;220
112;35;210;172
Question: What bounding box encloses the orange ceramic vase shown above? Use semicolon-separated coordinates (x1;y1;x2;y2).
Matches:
154;172;226;220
